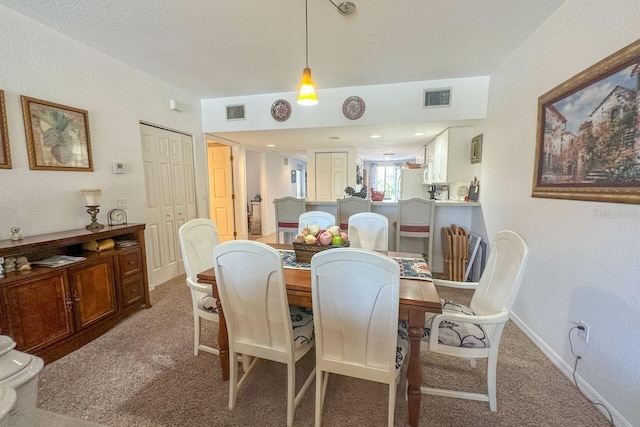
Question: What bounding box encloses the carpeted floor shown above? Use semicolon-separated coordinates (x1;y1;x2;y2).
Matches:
36;275;610;426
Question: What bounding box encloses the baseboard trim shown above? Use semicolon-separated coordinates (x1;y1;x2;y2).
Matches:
510;312;629;427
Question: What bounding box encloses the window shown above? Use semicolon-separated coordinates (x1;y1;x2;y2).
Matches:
369;163;401;201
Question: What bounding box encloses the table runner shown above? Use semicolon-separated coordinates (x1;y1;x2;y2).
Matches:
279;250;432;281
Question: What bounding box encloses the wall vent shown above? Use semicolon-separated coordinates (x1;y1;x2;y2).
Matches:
423;88;452;108
226;104;246;120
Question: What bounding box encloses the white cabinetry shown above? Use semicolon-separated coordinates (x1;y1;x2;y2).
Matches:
432;130;449;183
315;152;348;201
424;127;474;184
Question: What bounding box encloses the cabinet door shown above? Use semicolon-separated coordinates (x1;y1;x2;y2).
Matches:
433;129;449;182
0;271;74;353
69;258;117;330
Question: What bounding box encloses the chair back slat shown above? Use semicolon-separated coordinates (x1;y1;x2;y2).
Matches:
348;212;389;251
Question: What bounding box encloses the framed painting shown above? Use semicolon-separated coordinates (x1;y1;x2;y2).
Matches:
470;134;483;164
0;90;11;169
21;96;93;171
532;39;640;204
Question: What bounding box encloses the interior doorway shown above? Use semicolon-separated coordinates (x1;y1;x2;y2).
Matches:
206;141;236;242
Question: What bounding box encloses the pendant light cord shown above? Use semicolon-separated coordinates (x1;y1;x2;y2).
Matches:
327;0;347;14
305;0;309;67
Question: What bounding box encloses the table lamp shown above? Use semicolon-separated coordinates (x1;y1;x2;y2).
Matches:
81;189;105;230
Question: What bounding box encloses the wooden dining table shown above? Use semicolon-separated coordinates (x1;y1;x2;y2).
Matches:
197;243;441;427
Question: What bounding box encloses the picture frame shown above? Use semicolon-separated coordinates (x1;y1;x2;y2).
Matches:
532;39;640;204
470;134;483;164
21;96;93;171
0;90;11;169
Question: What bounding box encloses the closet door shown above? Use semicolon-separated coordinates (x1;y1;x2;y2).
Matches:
141;124;196;286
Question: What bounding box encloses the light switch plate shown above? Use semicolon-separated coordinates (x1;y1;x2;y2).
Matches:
112;162;125;174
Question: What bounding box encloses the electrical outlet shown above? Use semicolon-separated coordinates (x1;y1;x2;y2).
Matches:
573;320;590;344
116;198;127;209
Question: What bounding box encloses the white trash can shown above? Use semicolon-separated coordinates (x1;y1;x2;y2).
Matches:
0;336;44;427
0;387;17;427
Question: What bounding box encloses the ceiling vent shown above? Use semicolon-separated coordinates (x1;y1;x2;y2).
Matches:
423;88;452;108
226;104;246;120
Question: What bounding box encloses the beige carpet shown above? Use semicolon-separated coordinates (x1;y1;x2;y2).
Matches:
36;275;609;426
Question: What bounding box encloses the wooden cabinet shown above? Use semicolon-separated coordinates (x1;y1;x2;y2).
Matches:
315;152;348;201
0;224;150;363
0;271;73;353
69;258;117;330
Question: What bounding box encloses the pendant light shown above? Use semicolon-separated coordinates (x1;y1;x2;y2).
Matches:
297;0;318;105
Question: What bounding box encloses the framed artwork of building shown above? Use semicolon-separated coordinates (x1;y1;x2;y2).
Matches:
532;39;640;204
0;90;11;169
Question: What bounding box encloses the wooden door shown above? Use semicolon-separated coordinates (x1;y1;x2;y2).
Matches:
0;271;74;352
69;258;117;330
207;143;235;242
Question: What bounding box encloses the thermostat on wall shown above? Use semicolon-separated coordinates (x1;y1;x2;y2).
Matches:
112;162;125;174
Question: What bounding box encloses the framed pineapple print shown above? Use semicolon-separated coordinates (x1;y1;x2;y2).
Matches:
21;96;93;171
0;90;11;169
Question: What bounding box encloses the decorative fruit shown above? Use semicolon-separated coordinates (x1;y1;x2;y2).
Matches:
294;233;306;243
332;236;345;246
340;231;349;242
304;234;317;244
327;225;341;237
309;224;321;236
318;231;333;245
301;226;310;236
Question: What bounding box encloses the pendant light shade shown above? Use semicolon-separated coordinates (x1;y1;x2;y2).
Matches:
297;0;318;105
298;67;318;106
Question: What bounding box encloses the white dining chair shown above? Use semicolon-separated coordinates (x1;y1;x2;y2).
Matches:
336;196;371;230
394;198;435;261
212;240;315;427
298;211;335;233
310;248;407;427
418;230;529;411
348;212;389;251
274;197;306;244
178;219;220;356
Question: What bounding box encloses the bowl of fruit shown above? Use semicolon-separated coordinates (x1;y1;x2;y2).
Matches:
293;224;350;263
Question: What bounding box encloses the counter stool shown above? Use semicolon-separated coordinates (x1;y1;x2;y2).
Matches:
336;196;371;230
394;198;435;263
274;197;306;244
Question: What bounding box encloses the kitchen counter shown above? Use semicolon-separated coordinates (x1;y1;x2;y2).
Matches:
305;199;480;274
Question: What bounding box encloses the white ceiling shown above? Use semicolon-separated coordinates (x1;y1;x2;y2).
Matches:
0;0;565;160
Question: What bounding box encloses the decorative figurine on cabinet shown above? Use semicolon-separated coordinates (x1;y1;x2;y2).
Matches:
10;227;23;241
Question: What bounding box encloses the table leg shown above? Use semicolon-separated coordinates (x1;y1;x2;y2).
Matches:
406;309;424;427
215;289;230;381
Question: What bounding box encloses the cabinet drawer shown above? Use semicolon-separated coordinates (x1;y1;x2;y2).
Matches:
119;248;142;278
122;275;144;307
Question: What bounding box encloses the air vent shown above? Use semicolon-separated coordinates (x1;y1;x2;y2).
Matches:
423;88;452;108
226;104;246;120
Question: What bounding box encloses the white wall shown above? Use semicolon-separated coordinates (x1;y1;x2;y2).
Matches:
482;1;640;425
0;5;203;240
201;77;489;133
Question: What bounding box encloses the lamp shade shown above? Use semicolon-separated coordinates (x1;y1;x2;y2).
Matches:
81;189;102;206
297;67;318;106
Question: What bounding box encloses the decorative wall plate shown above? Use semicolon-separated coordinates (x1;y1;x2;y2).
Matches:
271;99;292;122
342;96;366;120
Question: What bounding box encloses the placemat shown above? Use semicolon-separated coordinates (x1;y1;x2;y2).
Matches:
279;250;432;281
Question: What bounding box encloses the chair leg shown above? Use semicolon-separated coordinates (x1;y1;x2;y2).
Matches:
388;381;397;427
487;355;498;412
193;313;200;356
276;229;281;244
315;371;329;427
287;362;295;427
229;350;238;410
